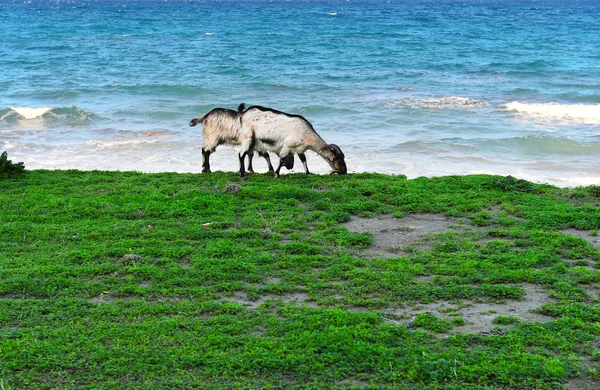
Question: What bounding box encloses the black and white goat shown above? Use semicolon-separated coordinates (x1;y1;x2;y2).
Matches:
238;103;347;177
189;107;293;175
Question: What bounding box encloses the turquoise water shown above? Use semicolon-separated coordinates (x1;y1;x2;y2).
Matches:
1;0;599;186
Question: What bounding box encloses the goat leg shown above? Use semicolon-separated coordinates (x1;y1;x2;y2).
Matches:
202;149;212;173
247;153;255;173
274;158;285;178
298;153;311;176
238;151;248;177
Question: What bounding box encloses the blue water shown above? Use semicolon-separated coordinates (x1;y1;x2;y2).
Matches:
1;0;600;186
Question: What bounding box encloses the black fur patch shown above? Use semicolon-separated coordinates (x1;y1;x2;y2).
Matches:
282;154;294;170
258;138;277;146
211;108;237;117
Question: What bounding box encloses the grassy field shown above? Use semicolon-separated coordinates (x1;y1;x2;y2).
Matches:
1;169;599;389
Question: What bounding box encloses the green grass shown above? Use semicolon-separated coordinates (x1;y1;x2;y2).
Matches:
1;170;599;389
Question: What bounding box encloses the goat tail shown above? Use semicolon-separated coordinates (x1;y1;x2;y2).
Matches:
237;103;246;116
189;115;207;127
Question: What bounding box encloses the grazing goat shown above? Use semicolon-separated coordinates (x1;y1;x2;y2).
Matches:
189;107;292;175
238;103;347;177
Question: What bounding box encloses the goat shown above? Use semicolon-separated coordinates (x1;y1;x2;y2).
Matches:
238;103;347;177
189;107;293;175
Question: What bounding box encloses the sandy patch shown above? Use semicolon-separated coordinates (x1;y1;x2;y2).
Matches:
88;295;119;303
342;214;559;333
387;283;554;334
343;213;463;257
561;228;600;250
225;291;316;310
565;378;600;390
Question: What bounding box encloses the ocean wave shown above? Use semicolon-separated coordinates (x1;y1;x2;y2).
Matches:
109;84;206;97
385;96;491;110
502;102;600;124
480;135;600;155
0;106;96;123
394;136;600;157
393;140;451;154
295;104;360;116
86;140;158;149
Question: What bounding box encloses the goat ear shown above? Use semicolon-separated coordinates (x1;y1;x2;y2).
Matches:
328;144;344;157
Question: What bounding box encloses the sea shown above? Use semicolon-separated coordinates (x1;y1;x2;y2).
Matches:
1;0;599;187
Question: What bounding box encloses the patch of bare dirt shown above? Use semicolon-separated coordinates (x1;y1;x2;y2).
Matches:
0;294;48;300
565;378;600;390
343;213;465;257
388;283;555;334
564;261;599;274
88;295;119;303
561;229;600;250
224;291;317;310
0;294;24;299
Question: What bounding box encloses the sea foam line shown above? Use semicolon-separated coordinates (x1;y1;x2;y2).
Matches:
86;140;158;149
503;102;600;124
386;96;491;110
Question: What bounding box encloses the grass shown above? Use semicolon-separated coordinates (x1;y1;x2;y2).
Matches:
1;170;599;389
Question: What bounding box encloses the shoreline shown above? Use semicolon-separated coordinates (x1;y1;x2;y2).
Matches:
10;165;598;190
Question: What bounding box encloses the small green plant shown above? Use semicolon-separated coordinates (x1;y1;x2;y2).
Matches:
480;309;498;315
451;316;465;326
492;175;536;192
492;315;521;325
410;313;453;333
0;151;25;175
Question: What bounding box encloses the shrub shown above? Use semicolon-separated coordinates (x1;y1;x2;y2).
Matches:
0;151;25;175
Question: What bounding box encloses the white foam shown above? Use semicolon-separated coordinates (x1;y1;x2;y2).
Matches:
9;106;52;119
386;96;491;110
503;102;600;124
2;141;29;150
205;32;215;36
86;140;158;149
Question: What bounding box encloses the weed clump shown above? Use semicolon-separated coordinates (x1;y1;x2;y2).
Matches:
492;315;521;325
119;253;142;263
568;185;600;199
492;175;536;192
0;151;25;175
224;183;242;194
